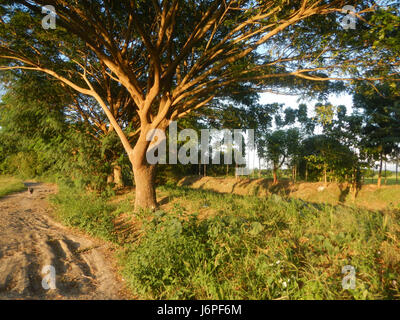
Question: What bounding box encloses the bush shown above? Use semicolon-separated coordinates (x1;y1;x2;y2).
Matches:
118;186;400;300
50;184;117;242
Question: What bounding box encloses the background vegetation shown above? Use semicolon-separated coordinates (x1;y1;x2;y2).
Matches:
0;0;399;300
0;176;26;198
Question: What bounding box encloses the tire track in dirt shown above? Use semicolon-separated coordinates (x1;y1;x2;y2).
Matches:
0;182;129;300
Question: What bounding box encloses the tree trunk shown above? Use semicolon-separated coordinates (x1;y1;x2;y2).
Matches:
305;162;308;182
396;157;398;184
273;165;278;184
351;168;357;200
132;164;157;210
113;164;123;188
107;174;114;184
130;135;158;210
384;161;387;185
377;152;383;188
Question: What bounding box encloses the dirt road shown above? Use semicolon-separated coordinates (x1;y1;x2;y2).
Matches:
0;182;128;300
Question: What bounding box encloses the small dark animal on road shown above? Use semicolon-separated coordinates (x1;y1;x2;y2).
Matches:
28;187;34;196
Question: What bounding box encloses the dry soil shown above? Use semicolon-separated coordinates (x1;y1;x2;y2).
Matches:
0;182;128;300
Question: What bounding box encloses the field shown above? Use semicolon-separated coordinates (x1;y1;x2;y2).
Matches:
178;176;400;211
0;176;26;198
0;175;399;299
364;176;399;186
50;179;400;300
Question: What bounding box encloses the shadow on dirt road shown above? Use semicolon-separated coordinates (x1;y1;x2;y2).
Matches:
0;182;129;300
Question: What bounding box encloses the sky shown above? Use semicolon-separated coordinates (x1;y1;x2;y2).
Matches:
259;92;354;111
246;92;397;172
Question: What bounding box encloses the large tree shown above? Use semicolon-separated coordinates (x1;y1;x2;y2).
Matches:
1;0;399;209
354;82;400;187
264;128;301;184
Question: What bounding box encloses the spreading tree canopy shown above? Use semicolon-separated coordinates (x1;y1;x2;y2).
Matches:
0;0;399;209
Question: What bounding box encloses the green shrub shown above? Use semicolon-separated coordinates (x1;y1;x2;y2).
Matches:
119;186;400;300
50;184;117;242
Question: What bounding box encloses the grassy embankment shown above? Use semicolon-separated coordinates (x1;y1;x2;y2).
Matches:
48;180;400;300
0;176;26;198
177;176;400;211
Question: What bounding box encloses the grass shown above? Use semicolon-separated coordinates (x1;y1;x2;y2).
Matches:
49;183;119;243
179;175;400;212
364;176;399;186
0;176;26;198
49;181;400;300
119;186;400;300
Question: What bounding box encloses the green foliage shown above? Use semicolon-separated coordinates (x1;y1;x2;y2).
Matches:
118;185;400;300
0;74;127;190
0;176;26;198
301;135;360;182
50;183;117;242
354;82;400;166
314;103;337;126
263;128;301;173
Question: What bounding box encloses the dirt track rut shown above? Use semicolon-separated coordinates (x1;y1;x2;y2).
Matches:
0;182;127;300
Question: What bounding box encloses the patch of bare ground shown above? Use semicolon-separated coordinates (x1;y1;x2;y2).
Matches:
0;182;131;300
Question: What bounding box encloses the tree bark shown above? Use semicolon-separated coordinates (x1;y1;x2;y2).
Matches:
107;174;114;184
305;162;308;182
132;164;157;210
130;134;158;210
377;151;383;188
384;161;387;185
273;165;278;184
106;164;123;188
113;164;123;188
351;168;357;200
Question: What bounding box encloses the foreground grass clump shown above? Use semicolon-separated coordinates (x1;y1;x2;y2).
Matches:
50;184;118;242
0;176;26;198
119;185;400;300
